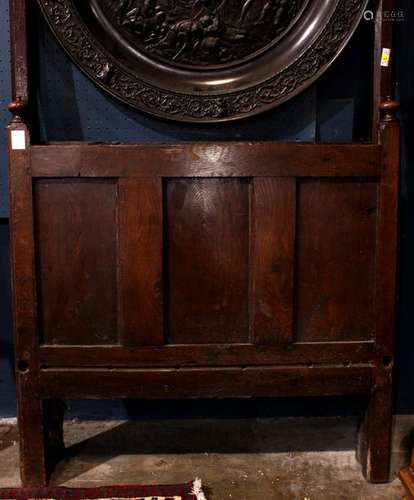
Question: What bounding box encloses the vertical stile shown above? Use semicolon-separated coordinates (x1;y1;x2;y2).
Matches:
118;178;164;346
251;178;297;345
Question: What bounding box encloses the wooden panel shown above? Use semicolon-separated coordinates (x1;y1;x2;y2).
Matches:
375;116;400;357
372;0;396;140
251;178;296;344
34;179;118;345
30;143;381;178
39;366;373;400
118;178;163;346
8;122;47;486
40;342;377;369
166;178;250;344
296;181;378;342
359;111;400;483
9;0;28;101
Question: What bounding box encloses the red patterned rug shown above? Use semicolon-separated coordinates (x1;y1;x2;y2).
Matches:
0;479;207;500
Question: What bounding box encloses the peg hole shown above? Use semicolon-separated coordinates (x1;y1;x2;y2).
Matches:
383;356;393;368
17;360;29;373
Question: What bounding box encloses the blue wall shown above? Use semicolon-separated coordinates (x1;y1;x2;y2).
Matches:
0;1;413;418
33;7;317;145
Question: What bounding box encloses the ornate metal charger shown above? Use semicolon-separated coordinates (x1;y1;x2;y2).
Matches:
38;0;368;122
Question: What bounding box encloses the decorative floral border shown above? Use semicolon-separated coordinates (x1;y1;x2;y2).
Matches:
39;0;367;122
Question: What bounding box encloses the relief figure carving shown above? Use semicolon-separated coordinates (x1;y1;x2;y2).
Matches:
103;0;306;66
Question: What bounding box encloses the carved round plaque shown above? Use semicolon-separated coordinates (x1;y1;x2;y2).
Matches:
38;0;369;122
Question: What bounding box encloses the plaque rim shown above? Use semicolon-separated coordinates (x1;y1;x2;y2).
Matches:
37;0;369;123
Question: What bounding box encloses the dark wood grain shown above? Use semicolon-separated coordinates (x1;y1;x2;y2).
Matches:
38;366;373;400
372;0;396;140
359;367;393;483
251;178;296;344
359;101;400;483
34;179;118;345
166;178;250;344
39;342;377;368
9;0;400;487
375;105;400;362
7;119;46;485
30;143;381;178
8;0;48;485
9;0;28;101
118;178;164;346
296;180;378;342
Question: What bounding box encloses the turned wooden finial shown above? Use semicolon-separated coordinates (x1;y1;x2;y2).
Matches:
8;97;29;123
380;97;400;122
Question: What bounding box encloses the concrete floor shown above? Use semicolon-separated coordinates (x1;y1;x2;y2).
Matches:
0;416;412;499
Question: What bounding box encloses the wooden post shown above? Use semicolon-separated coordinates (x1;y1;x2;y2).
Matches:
372;0;397;141
8;0;66;486
9;0;48;486
8;99;49;486
358;98;400;483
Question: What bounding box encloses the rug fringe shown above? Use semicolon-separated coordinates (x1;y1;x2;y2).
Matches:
191;478;206;500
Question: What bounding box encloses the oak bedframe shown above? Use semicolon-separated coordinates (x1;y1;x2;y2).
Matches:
7;0;400;486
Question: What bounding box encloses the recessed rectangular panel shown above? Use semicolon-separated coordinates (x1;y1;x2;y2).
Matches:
35;179;118;345
296;181;378;342
166;178;250;344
